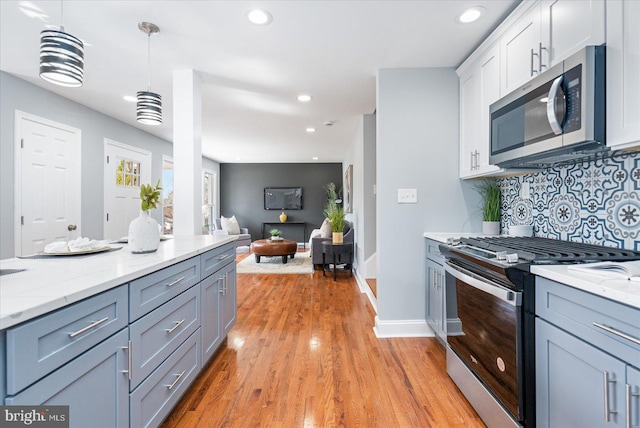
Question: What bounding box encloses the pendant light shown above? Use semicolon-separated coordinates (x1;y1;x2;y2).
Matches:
39;0;84;87
137;22;162;126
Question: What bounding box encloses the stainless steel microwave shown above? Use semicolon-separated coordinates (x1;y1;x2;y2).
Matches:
489;45;606;168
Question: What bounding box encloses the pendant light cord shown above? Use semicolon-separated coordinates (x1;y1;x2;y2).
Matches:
147;33;151;91
59;0;64;31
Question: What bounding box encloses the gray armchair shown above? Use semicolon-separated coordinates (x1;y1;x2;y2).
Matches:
311;221;354;269
213;218;251;247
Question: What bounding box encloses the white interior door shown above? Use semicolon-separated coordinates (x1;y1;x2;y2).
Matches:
15;111;81;256
103;139;151;240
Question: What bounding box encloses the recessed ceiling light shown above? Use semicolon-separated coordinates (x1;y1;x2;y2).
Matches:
246;9;273;25
123;95;137;102
306;127;316;133
312;157;319;160
297;94;312;102
457;6;486;24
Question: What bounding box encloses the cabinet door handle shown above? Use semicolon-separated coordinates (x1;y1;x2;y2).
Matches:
593;322;640;346
470;151;474;170
218;276;225;294
165;319;186;334
68;316;109;338
166;370;186;391
166;276;186;287
538;43;547;72
119;340;133;380
530;48;539;76
603;371;618;422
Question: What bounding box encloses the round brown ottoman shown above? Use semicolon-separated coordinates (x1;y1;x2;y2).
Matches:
251;239;297;263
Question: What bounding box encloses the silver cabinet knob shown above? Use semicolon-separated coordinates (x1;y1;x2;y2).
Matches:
68;224;77;231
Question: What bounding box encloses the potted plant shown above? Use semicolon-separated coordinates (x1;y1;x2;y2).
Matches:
477;179;501;235
128;180;162;253
323;182;345;243
269;228;282;241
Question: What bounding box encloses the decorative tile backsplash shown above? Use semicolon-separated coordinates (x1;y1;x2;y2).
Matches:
499;150;640;250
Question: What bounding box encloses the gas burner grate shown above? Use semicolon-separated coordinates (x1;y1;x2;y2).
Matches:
459;236;640;263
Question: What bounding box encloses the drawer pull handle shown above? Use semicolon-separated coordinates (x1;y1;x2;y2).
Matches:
69;316;109;338
593;322;640;346
217;254;230;260
165;319;186;334
166;276;186;287
166;370;186;391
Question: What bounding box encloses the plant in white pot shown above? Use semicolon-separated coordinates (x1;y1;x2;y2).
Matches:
477;179;501;235
323;182;345;244
128;180;162;253
269;228;282;241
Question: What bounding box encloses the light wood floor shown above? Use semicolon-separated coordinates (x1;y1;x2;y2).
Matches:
161;251;485;427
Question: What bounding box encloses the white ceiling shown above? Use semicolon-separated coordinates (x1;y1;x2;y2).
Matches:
0;0;518;163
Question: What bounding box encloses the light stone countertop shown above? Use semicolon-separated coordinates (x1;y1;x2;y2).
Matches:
423;232;497;243
0;235;237;330
531;264;640;310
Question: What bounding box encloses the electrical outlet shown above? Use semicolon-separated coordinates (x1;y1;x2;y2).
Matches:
522;182;530;199
398;188;417;204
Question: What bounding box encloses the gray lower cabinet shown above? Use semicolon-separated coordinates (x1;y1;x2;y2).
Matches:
2;241;238;428
201;251;236;364
536;277;640;428
425;238;458;343
5;328;130;427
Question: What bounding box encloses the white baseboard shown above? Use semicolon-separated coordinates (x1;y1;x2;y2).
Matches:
373;316;435;338
353;269;377;313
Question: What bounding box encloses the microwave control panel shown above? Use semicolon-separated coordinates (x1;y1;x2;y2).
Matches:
563;64;582;133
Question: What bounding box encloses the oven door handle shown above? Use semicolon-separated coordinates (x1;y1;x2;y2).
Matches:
444;261;521;306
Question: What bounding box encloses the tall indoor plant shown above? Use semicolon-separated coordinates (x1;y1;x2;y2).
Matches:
128;180;162;253
323;182;345;243
477;179;501;235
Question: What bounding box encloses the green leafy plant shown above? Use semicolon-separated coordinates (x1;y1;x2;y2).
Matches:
327;205;345;233
322;182;343;218
269;228;282;237
140;179;162;211
476;179;501;222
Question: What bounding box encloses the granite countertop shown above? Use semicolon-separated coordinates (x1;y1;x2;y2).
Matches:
0;235;237;330
531;264;640;310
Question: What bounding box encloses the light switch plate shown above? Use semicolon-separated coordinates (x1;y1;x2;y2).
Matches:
521;182;530;199
398;188;417;203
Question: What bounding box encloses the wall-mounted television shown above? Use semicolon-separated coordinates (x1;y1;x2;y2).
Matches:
264;187;303;210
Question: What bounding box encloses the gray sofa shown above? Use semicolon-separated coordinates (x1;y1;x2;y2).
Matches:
310;220;354;269
213;218;251;247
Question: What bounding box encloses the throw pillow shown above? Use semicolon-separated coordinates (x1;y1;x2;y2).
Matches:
221;215;241;235
320;218;332;238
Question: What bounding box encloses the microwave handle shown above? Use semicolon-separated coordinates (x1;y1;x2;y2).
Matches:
547;75;565;135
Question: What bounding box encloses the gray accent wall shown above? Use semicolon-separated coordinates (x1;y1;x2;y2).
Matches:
363;113;377;261
219;163;342;243
0;71;219;259
376;68;481;323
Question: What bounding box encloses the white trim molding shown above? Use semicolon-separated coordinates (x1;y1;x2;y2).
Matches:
373;316;435;338
353;268;377;314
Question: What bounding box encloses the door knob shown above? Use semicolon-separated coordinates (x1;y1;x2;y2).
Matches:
68;224;77;231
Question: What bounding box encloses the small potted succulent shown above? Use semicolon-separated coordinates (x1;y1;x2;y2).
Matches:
269;228;283;241
128;180;163;253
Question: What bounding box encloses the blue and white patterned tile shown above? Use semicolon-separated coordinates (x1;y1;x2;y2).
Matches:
498;150;640;250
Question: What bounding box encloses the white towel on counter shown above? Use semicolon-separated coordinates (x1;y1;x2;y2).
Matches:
44;237;110;253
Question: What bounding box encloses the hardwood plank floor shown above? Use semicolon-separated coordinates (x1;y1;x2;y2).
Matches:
161;252;485;427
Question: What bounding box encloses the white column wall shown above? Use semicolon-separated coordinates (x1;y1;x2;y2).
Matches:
173;69;202;235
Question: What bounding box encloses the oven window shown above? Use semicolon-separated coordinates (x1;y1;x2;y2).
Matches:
448;278;520;419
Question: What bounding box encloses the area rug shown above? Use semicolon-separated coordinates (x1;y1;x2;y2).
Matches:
236;252;314;274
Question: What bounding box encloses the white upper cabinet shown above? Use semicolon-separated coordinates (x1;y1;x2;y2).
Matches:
540;0;605;69
500;0;605;96
500;4;542;95
606;0;640;150
458;44;504;179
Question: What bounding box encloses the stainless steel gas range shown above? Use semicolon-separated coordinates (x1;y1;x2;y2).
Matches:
439;236;640;428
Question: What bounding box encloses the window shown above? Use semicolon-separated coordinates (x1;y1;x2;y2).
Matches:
115;157;141;188
203;170;215;234
162;156;173;234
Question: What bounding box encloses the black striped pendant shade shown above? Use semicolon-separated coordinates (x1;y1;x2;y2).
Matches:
136;91;163;125
39;29;84;87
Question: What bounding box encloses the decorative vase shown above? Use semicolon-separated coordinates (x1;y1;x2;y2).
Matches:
332;231;344;244
482;221;501;235
279;212;287;223
128;210;160;253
